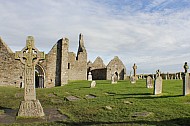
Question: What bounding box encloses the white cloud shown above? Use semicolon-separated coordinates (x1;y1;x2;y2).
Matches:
0;0;190;74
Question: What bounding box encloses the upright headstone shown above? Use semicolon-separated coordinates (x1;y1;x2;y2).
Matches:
90;81;96;88
165;74;167;80
172;75;174;80
146;76;153;88
183;62;190;96
111;72;118;84
154;70;163;95
138;75;141;79
88;72;92;81
179;72;182;80
15;36;45;117
130;76;136;84
142;74;145;79
167;72;170;80
176;73;179;80
129;71;132;79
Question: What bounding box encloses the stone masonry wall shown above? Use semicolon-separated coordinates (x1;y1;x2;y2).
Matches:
106;56;127;80
0;34;93;87
68;52;87;80
44;44;57;88
91;68;107;80
61;38;69;85
68;34;87;80
0;38;24;87
89;56;106;80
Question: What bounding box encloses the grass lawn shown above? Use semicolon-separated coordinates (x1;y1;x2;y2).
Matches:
0;79;190;126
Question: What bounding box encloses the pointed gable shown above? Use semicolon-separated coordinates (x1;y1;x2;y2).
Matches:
107;56;125;68
92;56;106;69
0;37;13;54
106;56;127;80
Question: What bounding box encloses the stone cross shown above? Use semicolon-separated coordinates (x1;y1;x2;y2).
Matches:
156;69;161;78
133;63;137;77
15;36;45;117
184;62;189;73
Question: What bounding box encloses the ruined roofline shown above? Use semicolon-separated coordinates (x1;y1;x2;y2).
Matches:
106;56;125;68
0;37;13;53
77;33;86;53
92;56;106;67
47;37;69;55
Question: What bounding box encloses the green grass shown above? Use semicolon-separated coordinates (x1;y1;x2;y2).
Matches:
1;80;190;126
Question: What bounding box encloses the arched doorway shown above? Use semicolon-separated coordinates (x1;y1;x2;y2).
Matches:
35;64;45;88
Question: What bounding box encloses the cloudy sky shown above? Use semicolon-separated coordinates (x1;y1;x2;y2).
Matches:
1;0;190;74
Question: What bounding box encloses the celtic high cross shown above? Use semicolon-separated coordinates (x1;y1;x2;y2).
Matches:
133;63;137;77
15;36;45;117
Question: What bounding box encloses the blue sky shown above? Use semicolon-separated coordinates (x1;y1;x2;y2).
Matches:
1;0;190;74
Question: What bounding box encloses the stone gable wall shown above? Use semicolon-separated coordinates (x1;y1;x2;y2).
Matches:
68;34;87;81
68;51;87;80
106;56;127;80
91;57;106;70
0;40;24;87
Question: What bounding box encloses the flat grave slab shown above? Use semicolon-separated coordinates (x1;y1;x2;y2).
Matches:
65;96;80;101
0;108;68;124
85;94;96;99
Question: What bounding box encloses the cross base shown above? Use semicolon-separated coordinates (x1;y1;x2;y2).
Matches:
17;100;45;117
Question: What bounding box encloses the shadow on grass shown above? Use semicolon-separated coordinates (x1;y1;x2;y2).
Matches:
116;93;183;99
55;117;190;126
0;106;17;115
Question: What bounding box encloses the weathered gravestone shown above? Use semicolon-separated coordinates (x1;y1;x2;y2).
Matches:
111;72;118;84
15;36;45;117
90;81;96;88
146;76;153;88
142;74;145;79
183;62;190;96
154;70;162;95
175;73;178;80
88;72;92;81
179;72;182;80
167;72;170;80
165;74;167;80
65;96;80;101
130;76;136;84
171;75;173;80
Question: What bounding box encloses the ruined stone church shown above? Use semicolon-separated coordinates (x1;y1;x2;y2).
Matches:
0;34;127;88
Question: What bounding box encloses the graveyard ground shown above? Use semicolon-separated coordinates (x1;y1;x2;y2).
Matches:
0;80;190;126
